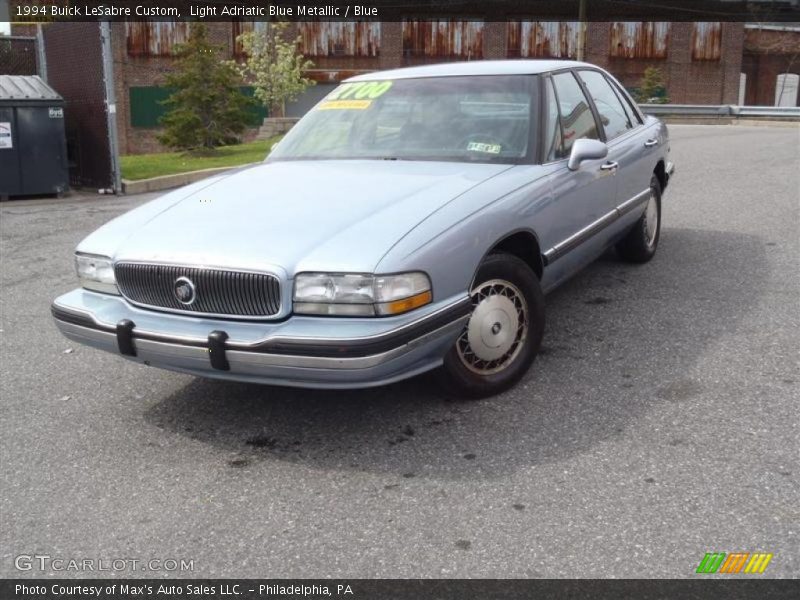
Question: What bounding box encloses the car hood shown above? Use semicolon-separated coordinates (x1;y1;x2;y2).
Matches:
95;160;513;276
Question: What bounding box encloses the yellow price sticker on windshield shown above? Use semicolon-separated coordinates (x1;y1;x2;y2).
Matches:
317;100;372;111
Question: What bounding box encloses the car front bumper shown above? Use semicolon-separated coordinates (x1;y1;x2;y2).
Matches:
52;289;471;389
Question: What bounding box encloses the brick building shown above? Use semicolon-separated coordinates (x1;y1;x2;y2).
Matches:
12;21;748;155
742;24;800;105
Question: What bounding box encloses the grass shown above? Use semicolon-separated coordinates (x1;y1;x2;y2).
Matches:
120;137;282;181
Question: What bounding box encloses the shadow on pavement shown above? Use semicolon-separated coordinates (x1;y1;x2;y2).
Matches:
145;228;768;480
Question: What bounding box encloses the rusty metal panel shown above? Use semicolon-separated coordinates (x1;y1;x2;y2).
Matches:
507;21;583;59
692;22;722;60
298;22;380;57
609;22;670;59
403;21;484;60
125;22;189;57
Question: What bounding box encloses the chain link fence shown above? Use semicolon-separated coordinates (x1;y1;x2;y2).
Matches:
0;36;39;76
42;23;117;190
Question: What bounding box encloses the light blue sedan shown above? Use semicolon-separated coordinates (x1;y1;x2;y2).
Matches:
52;60;674;397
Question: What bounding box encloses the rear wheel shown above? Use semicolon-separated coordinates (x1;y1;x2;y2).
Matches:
616;174;662;263
438;253;544;399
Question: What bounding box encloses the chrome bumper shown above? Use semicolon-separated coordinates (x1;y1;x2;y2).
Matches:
52;291;470;389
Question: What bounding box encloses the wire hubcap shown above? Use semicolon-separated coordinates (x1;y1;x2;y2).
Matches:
457;279;528;375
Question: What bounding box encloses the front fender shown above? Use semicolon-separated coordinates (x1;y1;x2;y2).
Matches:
375;165;555;301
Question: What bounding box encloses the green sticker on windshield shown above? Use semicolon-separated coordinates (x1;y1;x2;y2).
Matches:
325;81;393;102
467;142;502;154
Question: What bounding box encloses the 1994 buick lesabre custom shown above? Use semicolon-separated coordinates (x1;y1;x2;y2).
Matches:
52;60;674;397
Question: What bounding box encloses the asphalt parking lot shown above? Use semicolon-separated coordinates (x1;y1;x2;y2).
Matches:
1;125;798;578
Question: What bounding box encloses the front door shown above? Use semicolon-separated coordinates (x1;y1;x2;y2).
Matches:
576;69;653;213
538;71;619;272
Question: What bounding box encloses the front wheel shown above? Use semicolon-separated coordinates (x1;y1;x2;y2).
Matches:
438;253;545;399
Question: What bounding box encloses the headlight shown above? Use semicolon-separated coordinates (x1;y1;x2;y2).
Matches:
294;272;432;316
75;252;119;295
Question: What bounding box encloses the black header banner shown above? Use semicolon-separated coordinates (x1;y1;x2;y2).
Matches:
2;579;800;600
8;0;800;22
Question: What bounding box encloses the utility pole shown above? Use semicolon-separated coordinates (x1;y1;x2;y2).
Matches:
36;24;48;81
100;22;122;194
577;0;587;61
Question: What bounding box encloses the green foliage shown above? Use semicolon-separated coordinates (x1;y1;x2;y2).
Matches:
634;67;670;104
237;21;315;116
158;23;253;152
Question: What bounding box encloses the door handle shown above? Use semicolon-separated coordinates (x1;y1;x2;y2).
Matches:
644;139;659;148
600;161;619;171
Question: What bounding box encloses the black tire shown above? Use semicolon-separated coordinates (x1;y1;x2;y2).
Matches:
616;174;662;263
438;253;545;399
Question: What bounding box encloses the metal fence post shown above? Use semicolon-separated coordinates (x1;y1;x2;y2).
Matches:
100;21;122;194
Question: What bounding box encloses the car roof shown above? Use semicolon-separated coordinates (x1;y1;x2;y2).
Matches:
346;60;596;82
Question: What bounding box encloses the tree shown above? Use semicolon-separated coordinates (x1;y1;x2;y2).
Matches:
237;22;315;117
158;23;252;152
634;66;670;104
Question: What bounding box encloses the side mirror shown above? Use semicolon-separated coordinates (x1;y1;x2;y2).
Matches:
567;139;608;171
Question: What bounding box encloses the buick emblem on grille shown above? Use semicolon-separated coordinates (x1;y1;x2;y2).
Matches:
173;276;196;305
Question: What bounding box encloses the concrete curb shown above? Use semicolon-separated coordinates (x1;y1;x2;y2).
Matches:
121;163;259;195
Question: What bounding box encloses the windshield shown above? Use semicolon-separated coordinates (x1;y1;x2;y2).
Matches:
269;75;534;164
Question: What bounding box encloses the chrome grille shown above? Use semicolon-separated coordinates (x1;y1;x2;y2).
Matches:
114;263;281;318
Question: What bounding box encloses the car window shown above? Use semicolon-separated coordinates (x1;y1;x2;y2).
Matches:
578;70;633;140
543;78;563;161
608;77;644;126
612;83;639;127
551;72;599;156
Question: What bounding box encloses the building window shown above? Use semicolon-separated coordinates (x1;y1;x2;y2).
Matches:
609;22;670;59
402;21;484;61
692;22;722;61
507;22;583;59
126;22;190;57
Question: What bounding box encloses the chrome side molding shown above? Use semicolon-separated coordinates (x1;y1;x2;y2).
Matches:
544;188;651;264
